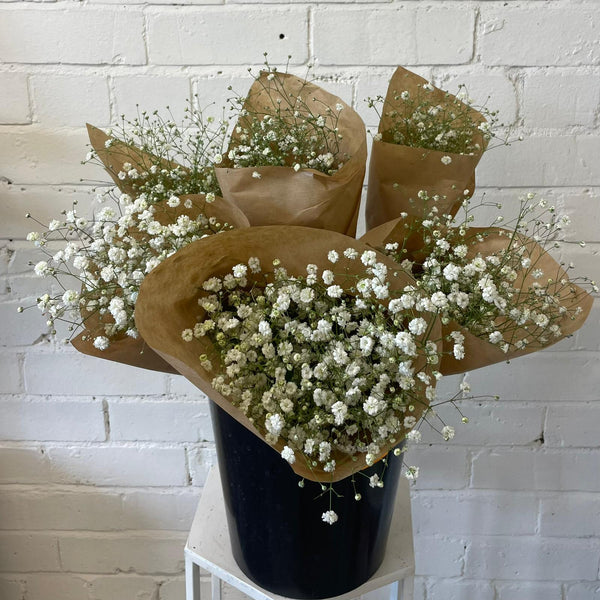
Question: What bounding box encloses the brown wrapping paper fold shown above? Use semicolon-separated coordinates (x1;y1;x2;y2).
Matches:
86;123;187;196
360;221;593;375
135;226;441;482
365;66;487;231
72;193;250;372
215;73;367;236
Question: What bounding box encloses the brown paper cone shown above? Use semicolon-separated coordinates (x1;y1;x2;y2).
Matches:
71;194;250;373
365;66;487;231
135;226;441;482
438;228;594;375
361;222;593;375
215;73;367;236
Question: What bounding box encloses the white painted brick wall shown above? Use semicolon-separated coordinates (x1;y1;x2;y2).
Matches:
1;1;599;599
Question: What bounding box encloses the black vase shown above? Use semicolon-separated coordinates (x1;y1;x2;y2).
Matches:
209;400;404;599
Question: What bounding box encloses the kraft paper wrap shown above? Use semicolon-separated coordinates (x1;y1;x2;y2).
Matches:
73;126;251;372
365;66;488;231
135;226;441;482
360;220;593;375
215;73;367;236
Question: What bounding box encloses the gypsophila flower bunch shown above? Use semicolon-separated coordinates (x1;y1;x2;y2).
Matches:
368;83;501;156
182;249;445;482
382;191;597;353
86;102;226;202
25;193;231;349
226;59;346;174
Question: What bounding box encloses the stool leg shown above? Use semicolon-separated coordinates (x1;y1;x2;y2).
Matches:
211;574;222;600
185;556;202;600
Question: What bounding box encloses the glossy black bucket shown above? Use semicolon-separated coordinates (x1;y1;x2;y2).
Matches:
209;400;404;599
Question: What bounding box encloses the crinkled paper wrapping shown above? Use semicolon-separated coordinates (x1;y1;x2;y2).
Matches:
361;219;593;375
135;226;441;481
71;126;250;373
215;73;367;236
365;66;488;231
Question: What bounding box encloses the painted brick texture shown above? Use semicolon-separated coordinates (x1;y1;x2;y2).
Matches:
1;1;599;599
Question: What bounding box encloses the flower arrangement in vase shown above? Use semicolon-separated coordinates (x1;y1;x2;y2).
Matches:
23;61;596;599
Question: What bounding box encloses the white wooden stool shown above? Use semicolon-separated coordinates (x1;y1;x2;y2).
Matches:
185;466;415;600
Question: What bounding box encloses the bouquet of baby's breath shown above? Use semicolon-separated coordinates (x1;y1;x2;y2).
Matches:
361;191;596;375
24;109;249;371
214;60;368;235
85;103;226;202
366;66;506;230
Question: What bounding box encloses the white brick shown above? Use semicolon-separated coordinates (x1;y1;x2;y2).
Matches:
0;128;104;185
0;398;105;441
109;399;213;442
112;75;191;124
429;579;494;600
414;536;464;577
168;373;207;396
88;574;157;600
188;444;217;486
47;446;187;486
464;537;599;581
0;578;23;600
0;446;50;483
314;8;473;66
540;494;600;537
0;489;123;531
122;489;200;530
496;581;563;600
0;300;50;346
412;491;537;536
0;8;146;64
24;351;169;396
480;8;600;67
403;446;469;489
522;72;600;129
59;532;186;574
147;8;307;65
545;404;600;448
419;402;544;446
574;301;600;352
0;352;22;393
0;72;30;124
31;74;110;127
478;136;600;187
566;583;600;600
465;352;600;402
354;67;432;128
558;190;600;244
0;532;60;572
415;9;475;65
193;75;254;122
159;577;186;600
471;449;600;492
25;574;90;600
558;242;600;289
434;69;518;126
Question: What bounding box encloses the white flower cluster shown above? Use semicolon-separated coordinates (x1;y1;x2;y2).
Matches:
183;249;445;478
227;67;346;175
368;82;500;155
28;193;229;350
383;191;594;352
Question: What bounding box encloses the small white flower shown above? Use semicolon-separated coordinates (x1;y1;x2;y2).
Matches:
442;425;455;441
322;510;338;525
93;336;110;351
327;250;339;264
406;430;422;443
441;156;452;165
404;466;419;481
252;171;262;179
281;446;296;464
